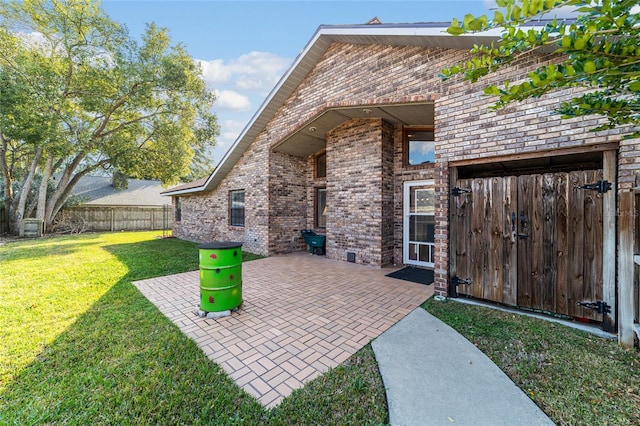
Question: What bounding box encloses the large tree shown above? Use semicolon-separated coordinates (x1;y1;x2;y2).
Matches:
0;0;219;234
440;0;640;138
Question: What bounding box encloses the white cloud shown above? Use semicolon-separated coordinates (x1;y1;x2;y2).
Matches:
208;119;249;163
196;51;290;93
18;31;49;46
235;77;275;91
195;52;289;163
197;58;232;83
213;90;251;111
219;119;247;146
232;51;291;86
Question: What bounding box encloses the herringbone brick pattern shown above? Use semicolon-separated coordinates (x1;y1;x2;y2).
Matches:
134;253;433;407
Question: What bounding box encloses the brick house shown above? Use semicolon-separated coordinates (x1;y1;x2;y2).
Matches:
163;22;639;344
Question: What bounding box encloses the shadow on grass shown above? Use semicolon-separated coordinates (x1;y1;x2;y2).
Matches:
0;234;102;262
102;238;264;280
1;237;267;425
103;237;201;280
1;236;387;425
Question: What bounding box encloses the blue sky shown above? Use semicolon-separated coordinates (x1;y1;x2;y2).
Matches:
102;0;493;163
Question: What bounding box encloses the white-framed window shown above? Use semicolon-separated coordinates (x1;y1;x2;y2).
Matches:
229;190;245;227
316;187;326;228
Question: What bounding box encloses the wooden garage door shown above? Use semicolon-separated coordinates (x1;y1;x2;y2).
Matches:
454;170;604;321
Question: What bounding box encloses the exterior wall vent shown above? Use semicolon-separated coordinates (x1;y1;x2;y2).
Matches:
347;252;356;263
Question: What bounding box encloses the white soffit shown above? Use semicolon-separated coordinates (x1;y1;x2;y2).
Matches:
272;103;435;158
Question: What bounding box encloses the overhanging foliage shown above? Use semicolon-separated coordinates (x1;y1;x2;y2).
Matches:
441;0;640;138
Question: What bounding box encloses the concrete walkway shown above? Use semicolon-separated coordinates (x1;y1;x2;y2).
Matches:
372;308;554;426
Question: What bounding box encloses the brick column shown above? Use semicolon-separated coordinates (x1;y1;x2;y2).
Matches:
433;162;449;296
326;118;387;266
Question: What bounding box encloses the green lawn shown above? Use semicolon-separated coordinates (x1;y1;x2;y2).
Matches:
0;231;387;425
424;299;640;426
6;231;639;425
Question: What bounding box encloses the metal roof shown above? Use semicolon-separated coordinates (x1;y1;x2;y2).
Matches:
163;22;504;197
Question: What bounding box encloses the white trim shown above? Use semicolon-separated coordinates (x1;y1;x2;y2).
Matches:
403;180;435;268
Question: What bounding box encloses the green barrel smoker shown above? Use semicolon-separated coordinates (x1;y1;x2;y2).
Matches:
198;242;243;312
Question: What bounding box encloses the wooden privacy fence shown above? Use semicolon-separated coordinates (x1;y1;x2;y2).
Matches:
59;205;173;232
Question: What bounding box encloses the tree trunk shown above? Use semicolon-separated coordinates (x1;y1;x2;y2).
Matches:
46;164;106;228
44;151;84;229
36;153;53;232
12;147;42;234
0;135;14;233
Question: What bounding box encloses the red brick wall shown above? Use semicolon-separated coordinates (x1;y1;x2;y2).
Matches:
173;41;631;292
172;133;270;256
266;43;445;150
269;151;308;254
326;118;388;266
381;120;395;267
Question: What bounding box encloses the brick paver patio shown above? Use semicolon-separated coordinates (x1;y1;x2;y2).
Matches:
133;253;433;407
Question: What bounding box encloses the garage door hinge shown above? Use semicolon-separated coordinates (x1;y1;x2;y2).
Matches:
578;180;612;193
577;300;611;315
451;187;472;196
451;276;472;286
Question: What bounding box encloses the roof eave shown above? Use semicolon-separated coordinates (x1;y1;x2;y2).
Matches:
161;186;205;196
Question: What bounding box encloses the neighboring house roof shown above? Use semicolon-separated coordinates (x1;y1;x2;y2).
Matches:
162;22;508;197
63;175;172;206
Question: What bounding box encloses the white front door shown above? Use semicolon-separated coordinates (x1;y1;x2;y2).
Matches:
403;180;435;268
